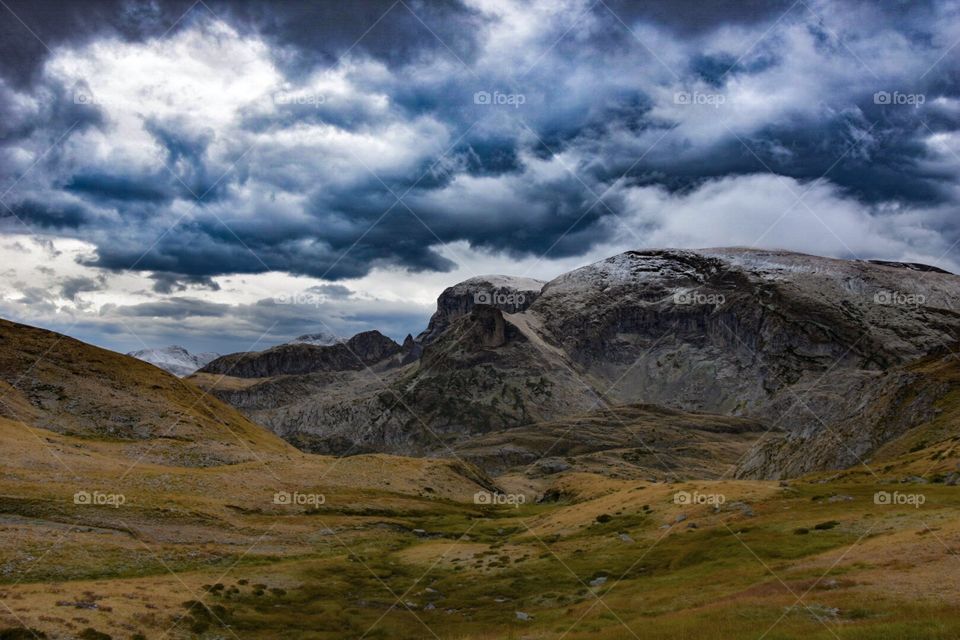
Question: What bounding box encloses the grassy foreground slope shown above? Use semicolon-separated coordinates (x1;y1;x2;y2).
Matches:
0;318;292;465
1;462;958;639
0;318;958;638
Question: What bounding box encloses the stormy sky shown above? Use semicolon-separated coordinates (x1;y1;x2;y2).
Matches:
0;0;958;354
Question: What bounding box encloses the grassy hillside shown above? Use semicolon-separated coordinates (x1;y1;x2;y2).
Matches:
1;465;958;639
0;318;293;466
1;318;959;638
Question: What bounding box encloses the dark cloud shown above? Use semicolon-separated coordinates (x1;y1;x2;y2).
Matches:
59;274;106;300
148;272;221;294
14;286;57;313
4;199;91;229
66;171;173;203
0;0;959;290
111;296;231;319
0;0;484;87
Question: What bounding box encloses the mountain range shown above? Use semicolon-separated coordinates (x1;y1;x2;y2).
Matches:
2;247;960;639
127;345;221;377
183;247;960;482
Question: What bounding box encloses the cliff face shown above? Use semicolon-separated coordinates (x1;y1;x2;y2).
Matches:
192;248;960;478
532;248;960;416
417;275;545;344
199;330;401;378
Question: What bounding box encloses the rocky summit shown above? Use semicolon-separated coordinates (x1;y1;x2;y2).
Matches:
191;248;960;479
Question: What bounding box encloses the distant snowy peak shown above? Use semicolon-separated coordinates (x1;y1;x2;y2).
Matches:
127;345;220;377
450;275;547;294
288;332;344;346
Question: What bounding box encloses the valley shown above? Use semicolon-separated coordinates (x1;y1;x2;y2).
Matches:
1;248;959;639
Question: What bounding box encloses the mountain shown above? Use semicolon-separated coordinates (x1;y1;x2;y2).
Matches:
192;248;960;479
3;259;960;640
287;330;343;346
198;330;404;378
0;318;289;466
0;316;503;639
417;274;546;344
127;344;220;376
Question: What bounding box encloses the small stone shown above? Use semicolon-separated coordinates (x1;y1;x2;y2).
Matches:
516;611;532;621
827;495;853;503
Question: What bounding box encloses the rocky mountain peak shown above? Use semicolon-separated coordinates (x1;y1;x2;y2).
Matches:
417;274;546;344
199;330;401;378
127;344;220;377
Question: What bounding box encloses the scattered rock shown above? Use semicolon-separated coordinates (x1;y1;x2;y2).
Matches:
533;457;572;475
827;495;853;503
516;611;532;621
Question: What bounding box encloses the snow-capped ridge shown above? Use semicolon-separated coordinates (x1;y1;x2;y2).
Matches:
287;331;343;346
127;345;220;377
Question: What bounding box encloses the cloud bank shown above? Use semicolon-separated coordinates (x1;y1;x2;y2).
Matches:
0;0;958;351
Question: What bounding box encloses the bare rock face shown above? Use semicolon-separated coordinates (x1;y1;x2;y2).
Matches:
199;330;401;378
532;249;960;416
417;275;545;344
196;248;960;478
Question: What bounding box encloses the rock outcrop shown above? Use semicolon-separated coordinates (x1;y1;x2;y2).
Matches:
199;330;401;378
193;248;960;477
417;275;545;344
